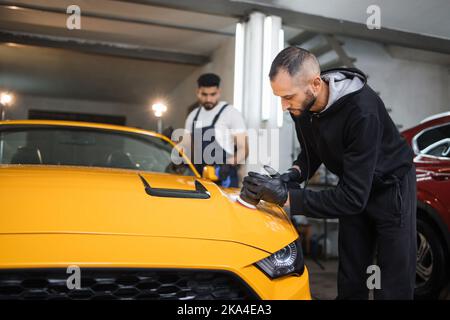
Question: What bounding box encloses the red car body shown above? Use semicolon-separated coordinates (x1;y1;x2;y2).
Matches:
401;113;450;298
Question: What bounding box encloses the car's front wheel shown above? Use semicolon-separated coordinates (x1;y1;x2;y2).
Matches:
414;217;449;299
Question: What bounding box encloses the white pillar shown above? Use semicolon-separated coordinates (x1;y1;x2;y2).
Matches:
262;15;284;129
243;12;265;130
234;12;286;173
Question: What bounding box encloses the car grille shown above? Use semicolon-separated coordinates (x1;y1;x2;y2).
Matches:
0;269;259;300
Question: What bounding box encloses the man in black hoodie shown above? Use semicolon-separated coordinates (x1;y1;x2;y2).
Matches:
242;47;417;299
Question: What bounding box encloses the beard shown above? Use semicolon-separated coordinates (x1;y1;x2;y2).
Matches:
202;101;218;110
302;89;317;112
290;89;316;118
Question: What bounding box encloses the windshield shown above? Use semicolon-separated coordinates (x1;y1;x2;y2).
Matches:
0;125;195;176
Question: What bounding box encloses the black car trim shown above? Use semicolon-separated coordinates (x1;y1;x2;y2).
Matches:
139;175;210;199
0;268;261;300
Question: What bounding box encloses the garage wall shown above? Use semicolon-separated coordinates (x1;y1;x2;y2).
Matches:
2;36;235;134
339;36;450;130
13;37;236;133
165;37;236;130
275;36;450;171
5;94;158;130
1;37;235;133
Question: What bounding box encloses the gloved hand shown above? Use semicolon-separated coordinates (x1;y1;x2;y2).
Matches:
239;186;261;207
242;172;288;207
280;167;302;188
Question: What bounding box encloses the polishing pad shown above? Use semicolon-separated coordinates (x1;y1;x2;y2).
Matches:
236;195;257;209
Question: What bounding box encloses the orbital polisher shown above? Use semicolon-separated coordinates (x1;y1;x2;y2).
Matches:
236;165;280;210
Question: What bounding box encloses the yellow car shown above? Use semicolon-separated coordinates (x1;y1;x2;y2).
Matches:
0;120;311;300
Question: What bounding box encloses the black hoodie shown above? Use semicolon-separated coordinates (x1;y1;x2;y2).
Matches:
289;68;414;218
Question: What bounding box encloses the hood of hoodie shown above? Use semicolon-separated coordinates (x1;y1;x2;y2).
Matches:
316;68;367;116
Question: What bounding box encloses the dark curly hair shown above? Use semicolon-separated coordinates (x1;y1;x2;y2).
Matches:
197;73;221;88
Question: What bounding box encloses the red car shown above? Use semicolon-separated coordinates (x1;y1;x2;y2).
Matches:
402;112;450;299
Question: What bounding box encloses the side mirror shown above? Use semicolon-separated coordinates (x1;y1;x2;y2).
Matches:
202;165;219;181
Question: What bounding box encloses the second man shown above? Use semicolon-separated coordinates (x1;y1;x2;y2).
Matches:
180;73;248;187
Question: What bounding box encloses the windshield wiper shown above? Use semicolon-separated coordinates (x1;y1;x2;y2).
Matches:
138;175;210;199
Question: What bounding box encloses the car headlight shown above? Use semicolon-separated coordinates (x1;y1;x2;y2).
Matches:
255;239;305;279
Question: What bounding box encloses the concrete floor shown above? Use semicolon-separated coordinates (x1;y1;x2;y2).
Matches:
305;257;338;300
305;257;450;300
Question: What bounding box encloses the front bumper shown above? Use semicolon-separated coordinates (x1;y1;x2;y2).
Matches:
0;233;311;300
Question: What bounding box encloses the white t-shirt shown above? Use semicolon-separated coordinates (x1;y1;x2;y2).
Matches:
184;101;247;154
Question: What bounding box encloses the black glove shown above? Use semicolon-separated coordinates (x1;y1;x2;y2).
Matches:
239;186;261;206
242;172;288;206
280;167;302;188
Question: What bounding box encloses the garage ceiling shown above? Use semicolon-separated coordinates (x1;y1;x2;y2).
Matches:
0;0;238;104
131;0;450;54
3;0;447;105
253;0;450;40
0;43;199;104
0;0;236;56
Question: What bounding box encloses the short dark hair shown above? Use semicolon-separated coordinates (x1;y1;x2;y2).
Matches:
197;73;221;88
269;47;314;80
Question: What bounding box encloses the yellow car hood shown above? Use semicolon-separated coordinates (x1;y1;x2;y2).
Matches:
0;166;298;253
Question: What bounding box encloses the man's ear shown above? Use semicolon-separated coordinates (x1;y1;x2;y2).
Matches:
312;76;322;90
